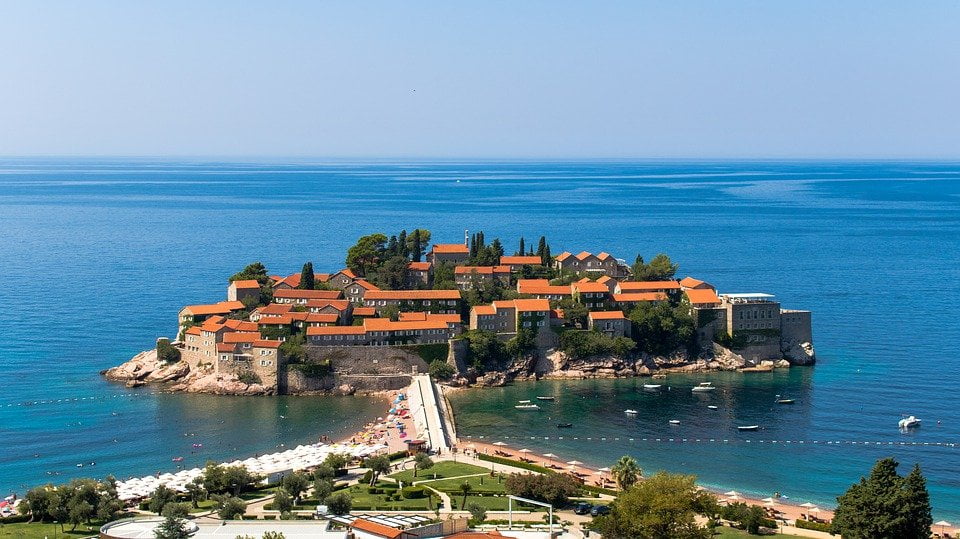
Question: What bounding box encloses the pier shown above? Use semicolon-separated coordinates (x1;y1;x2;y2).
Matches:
407;375;456;452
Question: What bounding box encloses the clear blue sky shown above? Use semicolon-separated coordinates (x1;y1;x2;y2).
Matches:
1;1;958;158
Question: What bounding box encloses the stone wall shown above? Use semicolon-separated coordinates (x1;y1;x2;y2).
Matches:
305;345;429;376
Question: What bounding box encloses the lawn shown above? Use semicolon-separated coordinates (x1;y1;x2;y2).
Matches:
390;461;489;484
712;525;800;538
427;473;507;494
344;481;437;512
447;494;546;512
0;520;108;539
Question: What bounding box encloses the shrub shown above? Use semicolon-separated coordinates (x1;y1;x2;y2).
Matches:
796;519;834;533
156;338;181;364
386;450;408;461
324;492;352;515
237;370;261;385
428;360;455;380
401;486;426;499
478;454;553;474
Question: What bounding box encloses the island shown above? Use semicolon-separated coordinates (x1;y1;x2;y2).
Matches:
103;229;814;396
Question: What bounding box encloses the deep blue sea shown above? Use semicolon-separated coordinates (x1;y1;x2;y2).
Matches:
1;158;958;518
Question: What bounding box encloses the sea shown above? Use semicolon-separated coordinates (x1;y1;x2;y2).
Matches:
1;158;958;518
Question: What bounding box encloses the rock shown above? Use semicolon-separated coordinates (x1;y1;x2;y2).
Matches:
782;341;816;366
775;359;791;368
125;380;145;388
336;384;357;395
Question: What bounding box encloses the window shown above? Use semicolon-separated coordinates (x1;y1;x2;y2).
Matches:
260;360;272;367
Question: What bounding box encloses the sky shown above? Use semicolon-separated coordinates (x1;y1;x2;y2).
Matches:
1;1;958;159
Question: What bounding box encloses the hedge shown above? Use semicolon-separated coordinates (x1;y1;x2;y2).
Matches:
0;514;30;524
387;450;409;461
581;483;618;497
795;519;834;533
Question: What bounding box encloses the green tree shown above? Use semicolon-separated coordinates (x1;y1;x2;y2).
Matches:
262;532;286;539
161;503;190;519
594;472;715;539
458;481;473;509
213;495;246;520
153;515;192;539
157;338;181;364
312;478;334;502
831;457;932;539
148;484;177;515
281;471;310;501
467;501;487;523
222;465;260;496
506;328;537;358
629;301;696;356
428;360;455;380
323;453;349;472
517;237;525;256
345;233;388;277
273;488;293;514
230;262;270;285
611;456;642;490
557;298;589;327
432;262;456;290
185;478;206;509
461;330;508;371
377;255;410;290
364;455;392;485
66;497;93;530
631;254;679;281
410;229;424;262
279;334;307;363
324;492;352;515
299;262;315;290
413;453;434;477
312;464;336;482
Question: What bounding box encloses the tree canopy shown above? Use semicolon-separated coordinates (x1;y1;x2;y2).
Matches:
628;301;696;356
631;254;679;281
595;472;715;539
611;456;642;490
831;457;932;539
229;262;270;285
298;262;315;290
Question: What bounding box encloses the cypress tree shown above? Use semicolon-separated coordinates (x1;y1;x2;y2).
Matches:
299;262;315;290
398;230;408;257
543;244;551;266
491;238;504;258
469;233;478;259
411;230;422;262
518;237;525;257
387;235;399;256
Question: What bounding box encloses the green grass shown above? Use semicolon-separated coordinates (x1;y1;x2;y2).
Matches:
343;481;436;511
712;525;800;538
447;494;546;512
427;474;507;494
0;520;108;539
390;461;489;484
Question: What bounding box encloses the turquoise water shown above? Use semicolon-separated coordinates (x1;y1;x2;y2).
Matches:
1;158;959;517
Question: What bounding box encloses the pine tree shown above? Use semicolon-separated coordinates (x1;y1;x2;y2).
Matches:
387;235;399;257
491;238;504;258
411;230;422;262
543;244;551;266
299;262;315;290
469;233;478;259
832;457;931;539
902;464;933;538
398;230;408;258
517;237;525;257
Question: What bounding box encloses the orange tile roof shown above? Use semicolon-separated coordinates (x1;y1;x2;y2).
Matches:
349;518;402;539
184;326;202;336
352;279;379;291
447;531;504;538
277;273;301;288
431;243;469;254
304;299;350;311
575;251;593;260
222;332;262;343
472;305;496;315
352;307;376;316
273;289;343;300
613;292;668;302
680;276;713;289
597;275;614;284
252;340;282;349
573;281;609;293
454;265;511;275
306;325;366;336
338;268;358;279
512;298;550;312
500;255;541;265
684;288;721;305
258;303;294;315
517;280;572;296
216;343;236;353
223;319;258;332
555;251;573;261
618;280;681;291
304;313;339;323
231;279;260;289
589;310;626;320
206;315;226;324
399;312;428;321
181;301;245;315
596;252;613;261
408;261;432;271
258;315;293;325
365;289;461;300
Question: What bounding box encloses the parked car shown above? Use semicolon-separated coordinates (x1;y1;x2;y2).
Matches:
574;502;593;515
590;505;610;517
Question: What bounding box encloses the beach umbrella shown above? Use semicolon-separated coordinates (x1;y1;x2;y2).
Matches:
727;494;741;501
761;497;774;503
567;460;583;466
799;502;816;508
543;453;558;459
935;521;952;535
519;448;532;454
493;441;507;446
593;470;605;476
598;467;611;472
724;490;740;497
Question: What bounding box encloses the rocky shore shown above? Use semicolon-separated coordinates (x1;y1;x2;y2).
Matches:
101;349;276;395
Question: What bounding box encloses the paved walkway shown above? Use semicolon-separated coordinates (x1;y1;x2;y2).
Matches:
408;375;450;451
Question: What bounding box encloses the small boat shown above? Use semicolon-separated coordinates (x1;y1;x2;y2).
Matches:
669;420;681;425
536;396;555;401
518;400;531;404
737;425;760;431
556;423;573;428
899;415;922;429
624;409;639;415
692;382;716;393
652;374;667;379
707;405;718;410
172;457;184;462
776;398;795;404
514;404;540;410
643;384;662;390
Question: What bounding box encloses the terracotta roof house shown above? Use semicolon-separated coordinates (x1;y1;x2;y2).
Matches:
273;289;343;304
469;299;550;337
343;278;379;304
364;289;461;315
588;310;631;338
684;288;721;307
428;243;470;266
516;279;572;300
227;279;261;304
178;301;245;326
454;265;511;290
611;292;668;310
407;261;433;288
499;255;543;270
615;280;681;294
680;276;715;290
554;250;628;278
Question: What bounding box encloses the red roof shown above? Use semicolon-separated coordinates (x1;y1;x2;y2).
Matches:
273;289;342;300
352;307;376;316
685;288;721;305
252;340;282;349
408;261;432;271
589;310;626;320
223;319;258;332
364;318;454;331
216;343;236;353
431;243;469;254
258;315;293;325
512;299;551;312
349;518;403;539
184;326;202;336
365;290;461;300
573;281;609;293
181;301;245;316
454;265;511;275
618;280;681;292
500;255;541;265
231;279;260;289
472;305;496;315
517;279;572;296
258;303;294;315
305;299;351;311
222;332;262;343
680;276;714;290
352;279;379;291
307;326;366;336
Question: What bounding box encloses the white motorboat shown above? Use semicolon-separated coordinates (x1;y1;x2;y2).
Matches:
692;382;716;393
899;415;921;429
643;384;662;390
518;400;531;404
536;396;555;401
624;409;639;415
669;420;681;425
707;405;718;410
515;404;540;410
737;425;760;431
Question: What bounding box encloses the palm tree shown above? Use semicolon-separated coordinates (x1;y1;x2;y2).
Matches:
611;456;642;490
459;481;473;509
